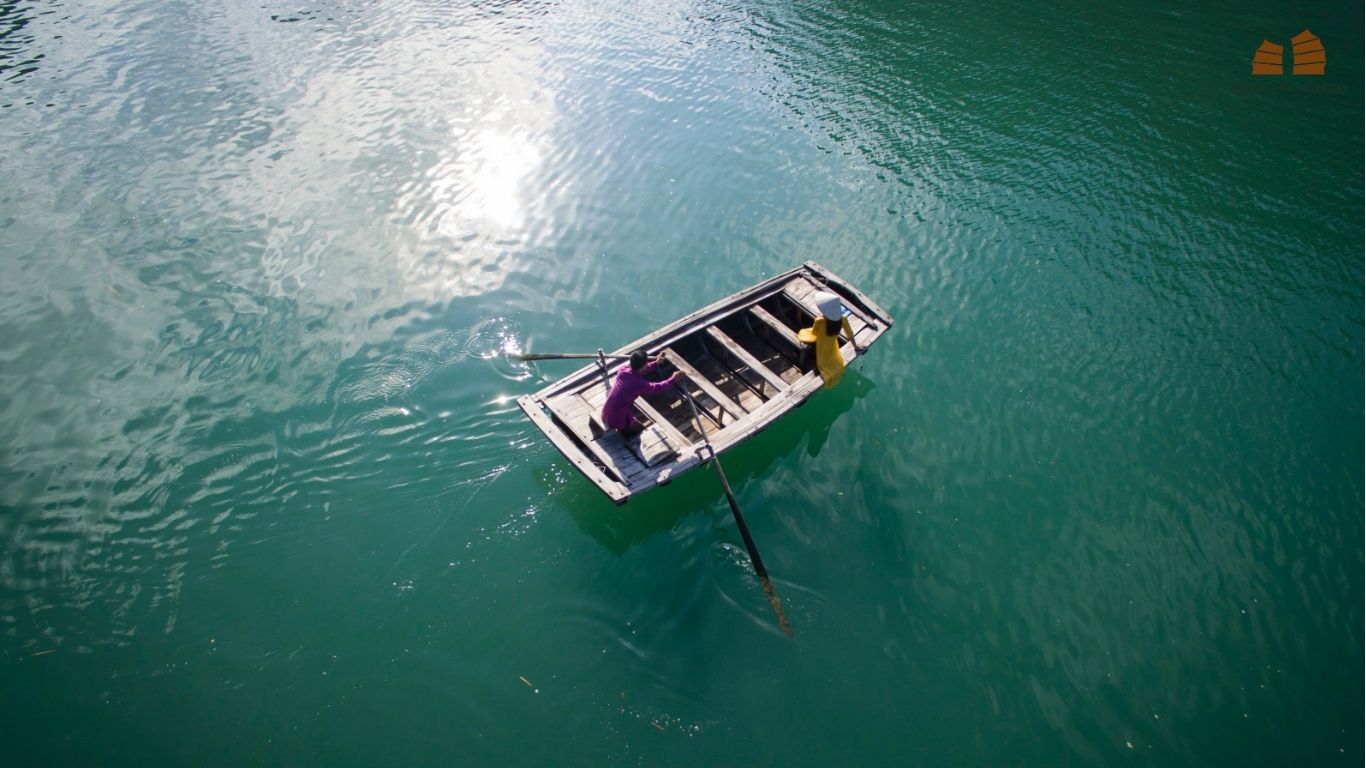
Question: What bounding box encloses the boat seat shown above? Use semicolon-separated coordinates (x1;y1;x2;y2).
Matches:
589;413;678;468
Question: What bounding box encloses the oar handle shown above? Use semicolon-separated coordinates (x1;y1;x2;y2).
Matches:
513;352;631;362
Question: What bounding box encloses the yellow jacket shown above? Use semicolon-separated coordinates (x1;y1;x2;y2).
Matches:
810;316;854;388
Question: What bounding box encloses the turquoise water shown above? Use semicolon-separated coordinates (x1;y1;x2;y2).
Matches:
1;0;1361;765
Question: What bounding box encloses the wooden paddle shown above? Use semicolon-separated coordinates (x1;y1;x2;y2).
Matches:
513;352;630;362
677;385;794;638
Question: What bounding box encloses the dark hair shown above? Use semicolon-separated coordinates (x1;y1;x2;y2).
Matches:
630;349;649;372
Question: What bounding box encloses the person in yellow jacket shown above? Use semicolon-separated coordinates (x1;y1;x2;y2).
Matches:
798;291;861;388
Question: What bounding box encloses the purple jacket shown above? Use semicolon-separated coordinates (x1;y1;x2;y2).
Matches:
601;360;674;430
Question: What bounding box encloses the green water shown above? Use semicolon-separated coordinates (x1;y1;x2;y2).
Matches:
1;0;1361;764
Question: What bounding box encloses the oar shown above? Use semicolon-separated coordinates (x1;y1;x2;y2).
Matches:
513;352;630;362
677;385;794;638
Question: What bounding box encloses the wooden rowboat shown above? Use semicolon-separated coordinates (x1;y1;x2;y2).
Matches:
517;262;894;504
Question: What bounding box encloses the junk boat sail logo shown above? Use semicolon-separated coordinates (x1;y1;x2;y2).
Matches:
1252;30;1325;75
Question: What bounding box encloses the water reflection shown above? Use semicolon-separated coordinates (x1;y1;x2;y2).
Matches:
440;127;543;232
207;14;563;309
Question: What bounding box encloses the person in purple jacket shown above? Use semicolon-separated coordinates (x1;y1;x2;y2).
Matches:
601;349;683;437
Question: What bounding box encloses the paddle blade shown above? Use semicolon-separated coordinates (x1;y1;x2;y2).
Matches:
762;578;795;639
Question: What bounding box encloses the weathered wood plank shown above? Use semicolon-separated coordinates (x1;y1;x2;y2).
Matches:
577;381;609;408
518;396;629;503
781;282;863;363
550;394;591;420
781;287;858;349
555;407;635;467
786;276;815;299
570;392;677;467
854;324;878;347
788;276;870;337
626;452;702;494
602;427;675;469
688;349;765;412
801;262;893;329
632;397;695;455
534;269;806;403
660;349;746;421
704;387;802;455
748;305;802;351
578;374;697;451
743;332;803;382
705;326;787;394
546;397;650;483
691;379;817;461
658;387;725;436
571;392;653;454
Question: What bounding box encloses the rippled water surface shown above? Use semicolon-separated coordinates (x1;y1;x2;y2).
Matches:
1;1;1361;765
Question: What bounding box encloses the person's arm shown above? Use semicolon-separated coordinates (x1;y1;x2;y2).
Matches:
642;371;684;395
842;317;860;353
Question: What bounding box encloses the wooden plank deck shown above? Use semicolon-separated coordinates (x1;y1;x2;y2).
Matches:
793;266;889;333
575;389;672;455
742;333;805;384
660;349;746;422
786;277;872;335
570;383;702;495
576;379;697;457
788;278;881;347
632;398;695;455
781;286;856;346
518;396;629;503
779;285;870;372
545;395;652;483
748;305;803;351
705;326;787;395
569;392;675;467
685;344;768;410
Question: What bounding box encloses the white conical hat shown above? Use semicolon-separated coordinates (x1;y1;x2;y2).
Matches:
814;291;843;321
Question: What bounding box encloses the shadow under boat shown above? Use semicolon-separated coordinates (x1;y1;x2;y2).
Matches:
544;370;877;556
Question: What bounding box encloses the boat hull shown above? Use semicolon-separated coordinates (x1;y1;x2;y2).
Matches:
517;262;895;504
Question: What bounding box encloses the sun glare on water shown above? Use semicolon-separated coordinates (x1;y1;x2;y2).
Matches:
446;127;543;232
